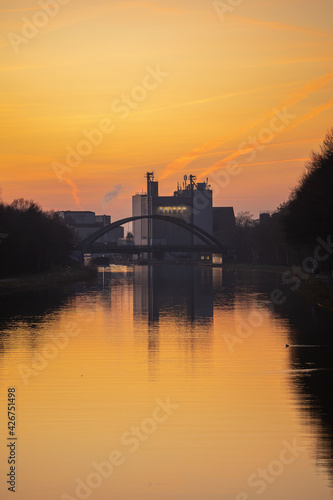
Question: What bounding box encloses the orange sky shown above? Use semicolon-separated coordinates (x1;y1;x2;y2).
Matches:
1;0;332;219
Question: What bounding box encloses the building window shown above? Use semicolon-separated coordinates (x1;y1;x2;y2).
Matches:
158;205;188;214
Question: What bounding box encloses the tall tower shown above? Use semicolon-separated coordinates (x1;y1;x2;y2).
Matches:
132;173;158;246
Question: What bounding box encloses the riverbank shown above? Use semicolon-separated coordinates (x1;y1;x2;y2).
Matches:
222;262;333;312
298;275;333;312
0;266;97;295
221;262;289;273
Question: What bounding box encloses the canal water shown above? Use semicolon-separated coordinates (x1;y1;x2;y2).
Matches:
0;265;332;500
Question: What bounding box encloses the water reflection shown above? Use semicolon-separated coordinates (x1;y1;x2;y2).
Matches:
132;265;216;381
0;266;332;500
270;287;333;488
0;285;84;353
133;265;214;322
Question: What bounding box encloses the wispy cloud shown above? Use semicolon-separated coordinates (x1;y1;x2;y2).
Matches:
230;16;333;38
178;138;321;162
283;71;333;108
284;98;333;133
102;184;122;208
243;56;333;69
228;157;309;169
199;98;333;179
0;61;86;73
0;7;39;13
106;1;182;14
0;1;183;52
160;70;333;180
133;81;300;119
0;2;161;16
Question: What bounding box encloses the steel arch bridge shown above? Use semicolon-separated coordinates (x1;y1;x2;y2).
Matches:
78;215;226;254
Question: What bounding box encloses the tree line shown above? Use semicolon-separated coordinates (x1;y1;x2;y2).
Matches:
0;199;73;277
233;129;333;271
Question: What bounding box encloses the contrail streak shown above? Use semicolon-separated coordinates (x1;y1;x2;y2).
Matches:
0;7;39;13
160;70;333;180
199;98;333;179
62;177;81;208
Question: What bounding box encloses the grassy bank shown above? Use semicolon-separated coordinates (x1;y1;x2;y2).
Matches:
221;262;289;274
0;266;97;295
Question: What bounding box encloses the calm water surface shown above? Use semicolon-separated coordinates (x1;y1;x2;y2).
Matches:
0;265;332;500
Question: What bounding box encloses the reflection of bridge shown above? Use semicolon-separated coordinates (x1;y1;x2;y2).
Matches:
84;244;221;255
77;215;226;255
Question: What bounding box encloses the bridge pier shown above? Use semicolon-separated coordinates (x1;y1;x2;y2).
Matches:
71;250;84;264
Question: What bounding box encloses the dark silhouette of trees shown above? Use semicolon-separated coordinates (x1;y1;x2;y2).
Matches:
254;211;300;265
281;129;333;250
232;130;333;269
234;212;255;262
235;211;255;228
0;199;73;277
234;211;298;265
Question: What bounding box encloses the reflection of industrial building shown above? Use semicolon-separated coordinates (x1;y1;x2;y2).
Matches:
57;211;124;245
133;265;214;322
133;264;215;378
132;173;236;257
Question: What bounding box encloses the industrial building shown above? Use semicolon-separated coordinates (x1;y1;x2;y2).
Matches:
57;210;124;246
132;173;235;259
212;207;236;248
132;173;212;248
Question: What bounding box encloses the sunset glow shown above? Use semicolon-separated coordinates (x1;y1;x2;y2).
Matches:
1;0;332;217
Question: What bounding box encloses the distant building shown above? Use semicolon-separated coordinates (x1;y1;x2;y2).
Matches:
259;212;271;224
254;211;273;225
56;210;123;245
212;207;236;247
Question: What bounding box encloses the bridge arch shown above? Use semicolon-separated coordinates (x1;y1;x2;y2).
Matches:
79;215;226;253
